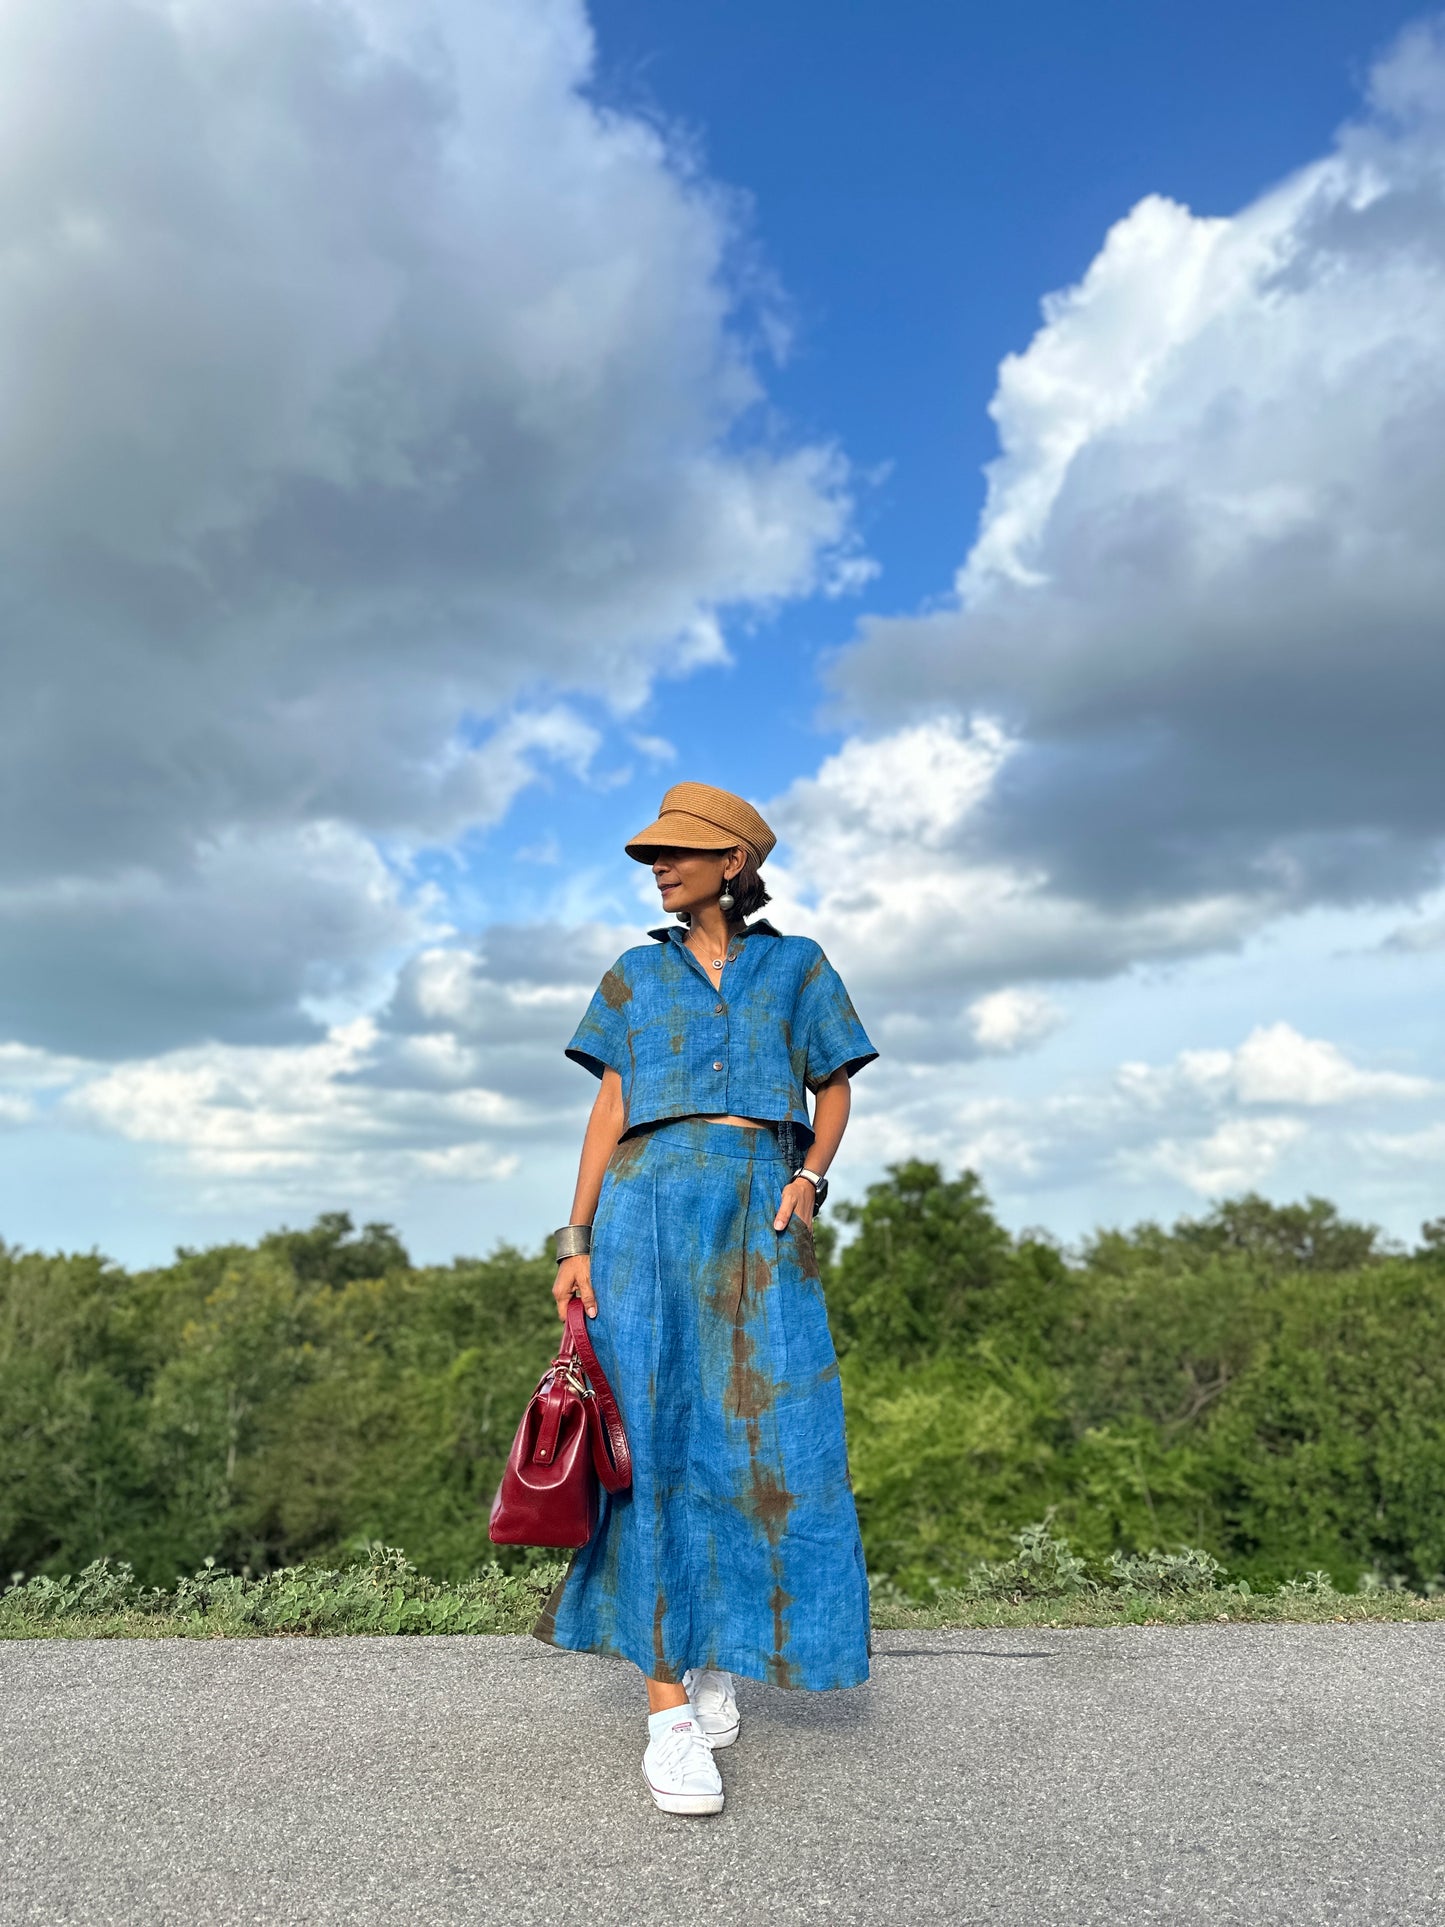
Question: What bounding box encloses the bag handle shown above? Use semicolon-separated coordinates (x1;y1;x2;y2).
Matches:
564;1296;633;1493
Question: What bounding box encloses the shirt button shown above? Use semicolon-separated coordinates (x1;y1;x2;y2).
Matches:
714;1002;724;1014
712;1060;724;1071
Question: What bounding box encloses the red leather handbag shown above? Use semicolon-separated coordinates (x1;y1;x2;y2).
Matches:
488;1297;632;1547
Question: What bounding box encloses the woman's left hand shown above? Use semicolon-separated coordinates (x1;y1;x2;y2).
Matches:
773;1178;815;1232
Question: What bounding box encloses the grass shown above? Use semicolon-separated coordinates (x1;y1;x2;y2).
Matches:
866;1589;1445;1631
864;1522;1445;1629
6;1526;1444;1640
0;1546;568;1641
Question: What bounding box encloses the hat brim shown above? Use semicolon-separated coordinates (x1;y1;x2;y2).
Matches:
624;811;758;864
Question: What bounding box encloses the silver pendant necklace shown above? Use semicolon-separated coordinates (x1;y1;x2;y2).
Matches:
683;919;739;973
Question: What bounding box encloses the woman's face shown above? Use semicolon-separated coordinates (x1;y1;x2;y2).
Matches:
650;845;741;918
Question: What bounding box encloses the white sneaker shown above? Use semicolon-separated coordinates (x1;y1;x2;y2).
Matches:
682;1667;740;1748
643;1714;724;1816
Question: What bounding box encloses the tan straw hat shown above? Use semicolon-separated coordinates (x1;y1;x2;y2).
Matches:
624;780;776;866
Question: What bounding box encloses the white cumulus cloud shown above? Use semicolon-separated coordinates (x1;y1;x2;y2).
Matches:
1119;1022;1436;1110
0;0;862;1056
967;988;1064;1053
756;714;1266;1047
1116;1117;1309;1198
832;20;1445;931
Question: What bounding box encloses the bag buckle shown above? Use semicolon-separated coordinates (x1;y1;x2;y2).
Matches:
547;1353;588;1397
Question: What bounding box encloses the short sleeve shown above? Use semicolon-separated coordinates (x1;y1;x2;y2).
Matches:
796;947;877;1093
564;963;631;1081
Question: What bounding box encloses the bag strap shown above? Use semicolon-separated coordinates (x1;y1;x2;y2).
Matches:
564;1297;633;1492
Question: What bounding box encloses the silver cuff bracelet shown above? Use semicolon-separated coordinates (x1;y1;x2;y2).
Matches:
553;1223;592;1263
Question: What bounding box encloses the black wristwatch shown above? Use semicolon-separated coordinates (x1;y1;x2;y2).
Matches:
793;1165;829;1209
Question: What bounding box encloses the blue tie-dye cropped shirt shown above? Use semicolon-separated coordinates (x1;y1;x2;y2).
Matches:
564;916;877;1152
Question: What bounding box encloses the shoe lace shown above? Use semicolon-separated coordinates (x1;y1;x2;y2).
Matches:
652;1719;715;1776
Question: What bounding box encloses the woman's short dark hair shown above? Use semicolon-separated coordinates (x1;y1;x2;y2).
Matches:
727;849;771;920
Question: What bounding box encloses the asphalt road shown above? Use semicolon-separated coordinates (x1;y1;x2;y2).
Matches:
3;1624;1444;1924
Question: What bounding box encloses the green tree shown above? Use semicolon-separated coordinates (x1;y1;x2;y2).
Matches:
827;1160;1043;1363
256;1211;410;1287
1165;1191;1392;1273
9;1186;1445;1596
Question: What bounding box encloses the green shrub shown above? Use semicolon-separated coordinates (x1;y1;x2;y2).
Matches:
956;1520;1094;1599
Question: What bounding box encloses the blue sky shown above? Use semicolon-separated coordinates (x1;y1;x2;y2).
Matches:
594;0;1416;602
1;0;1442;1265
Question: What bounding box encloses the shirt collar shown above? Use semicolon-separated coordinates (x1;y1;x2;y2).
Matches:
647;916;785;944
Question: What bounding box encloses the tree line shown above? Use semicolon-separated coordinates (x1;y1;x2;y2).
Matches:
4;1175;1444;1593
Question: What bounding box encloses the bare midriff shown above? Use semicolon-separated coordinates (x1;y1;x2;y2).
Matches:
695;1113;764;1129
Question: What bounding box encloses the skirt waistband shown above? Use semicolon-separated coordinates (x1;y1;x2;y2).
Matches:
628;1114;788;1161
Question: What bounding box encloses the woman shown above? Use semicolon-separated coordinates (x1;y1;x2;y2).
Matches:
533;780;878;1816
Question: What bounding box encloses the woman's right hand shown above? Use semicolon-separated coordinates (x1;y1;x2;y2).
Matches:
552;1253;598;1321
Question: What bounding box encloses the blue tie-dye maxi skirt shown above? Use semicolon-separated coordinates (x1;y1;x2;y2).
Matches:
533;1115;872;1691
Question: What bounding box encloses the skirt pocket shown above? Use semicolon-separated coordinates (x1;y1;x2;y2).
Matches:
772;1222;838;1406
